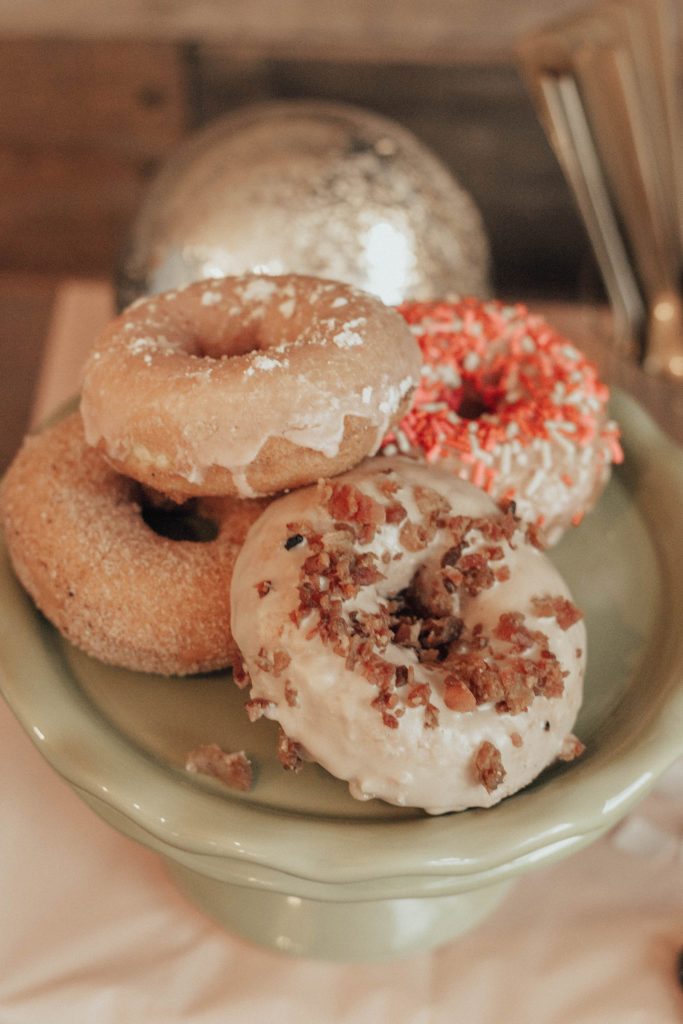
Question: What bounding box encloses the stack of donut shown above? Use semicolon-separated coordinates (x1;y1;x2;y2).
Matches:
1;273;621;812
1;274;420;676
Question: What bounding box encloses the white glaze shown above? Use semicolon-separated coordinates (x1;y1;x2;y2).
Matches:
231;457;586;814
80;275;421;496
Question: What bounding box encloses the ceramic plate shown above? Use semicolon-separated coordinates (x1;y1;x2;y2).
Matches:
1;389;683;900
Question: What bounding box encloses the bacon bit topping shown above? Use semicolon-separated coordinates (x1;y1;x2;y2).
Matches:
277;728;305;771
399;519;432;552
448;652;505;706
557;734;586;761
284;678;299;706
255;646;287;673
443;678;477;711
382;298;623;505
494;612;536;649
394;663;414;688
319;479;386;543
285;533;304;550
245;697;275;722
272;649;291;676
255;579;272;597
406;683;432;707
185;744;253;792
232;660;251;690
377;475;399;496
510;731;523;748
424;703;440;729
524;522;546;549
533;652;567;699
441;543;465;568
385;501;407;524
459;552;496;595
474;740;506;792
277;475;579;736
413;484;451;520
531;594;584;630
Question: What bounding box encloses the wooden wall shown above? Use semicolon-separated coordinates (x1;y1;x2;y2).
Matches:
0;40;189;276
1;2;679;300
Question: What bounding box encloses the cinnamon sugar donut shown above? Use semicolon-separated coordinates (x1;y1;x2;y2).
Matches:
382;298;623;545
80;274;421;499
0;411;269;675
231;457;586;814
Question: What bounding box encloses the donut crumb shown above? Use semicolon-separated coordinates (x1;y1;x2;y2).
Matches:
531;593;584;630
474;741;505;792
185;744;253;792
277;728;305;772
557;734;585;761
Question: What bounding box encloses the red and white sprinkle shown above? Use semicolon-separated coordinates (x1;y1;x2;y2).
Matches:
382;297;623;546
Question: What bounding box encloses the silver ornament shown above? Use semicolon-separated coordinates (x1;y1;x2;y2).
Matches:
115;100;491;310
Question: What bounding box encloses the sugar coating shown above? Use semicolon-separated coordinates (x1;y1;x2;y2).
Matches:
80;274;422;498
0;412;269;675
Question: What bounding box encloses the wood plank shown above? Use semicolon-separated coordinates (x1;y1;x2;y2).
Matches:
0;39;190;276
0;274;58;472
0;145;152;274
0;1;615;63
0;39;189;157
30;278;114;428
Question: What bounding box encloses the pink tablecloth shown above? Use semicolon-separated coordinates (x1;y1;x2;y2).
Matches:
2;280;682;1022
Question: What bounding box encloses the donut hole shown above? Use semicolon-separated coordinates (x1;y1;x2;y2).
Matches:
388;568;463;665
194;325;267;359
452;378;502;420
140;494;219;542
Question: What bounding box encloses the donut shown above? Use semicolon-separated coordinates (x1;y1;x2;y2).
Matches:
80;273;422;500
0;411;269;676
230;456;586;814
381;298;623;545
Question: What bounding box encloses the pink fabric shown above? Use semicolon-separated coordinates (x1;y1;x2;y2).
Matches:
2;694;682;1022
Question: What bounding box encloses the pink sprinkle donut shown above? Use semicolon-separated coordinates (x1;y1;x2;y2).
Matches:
381;298;623;545
80;274;421;500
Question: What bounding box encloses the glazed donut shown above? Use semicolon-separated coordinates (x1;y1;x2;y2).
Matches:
0;411;269;675
80;273;421;499
381;298;623;545
230;456;586;814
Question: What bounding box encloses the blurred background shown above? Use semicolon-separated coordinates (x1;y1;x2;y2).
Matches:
0;0;681;467
0;0;616;297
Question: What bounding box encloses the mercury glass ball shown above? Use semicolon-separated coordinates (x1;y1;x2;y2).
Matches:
115;100;491;310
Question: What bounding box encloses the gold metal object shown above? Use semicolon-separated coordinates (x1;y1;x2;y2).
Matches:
517;0;683;383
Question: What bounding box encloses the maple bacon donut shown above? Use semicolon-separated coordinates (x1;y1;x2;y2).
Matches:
231;457;586;814
80;274;422;499
382;298;623;545
0;412;269;675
